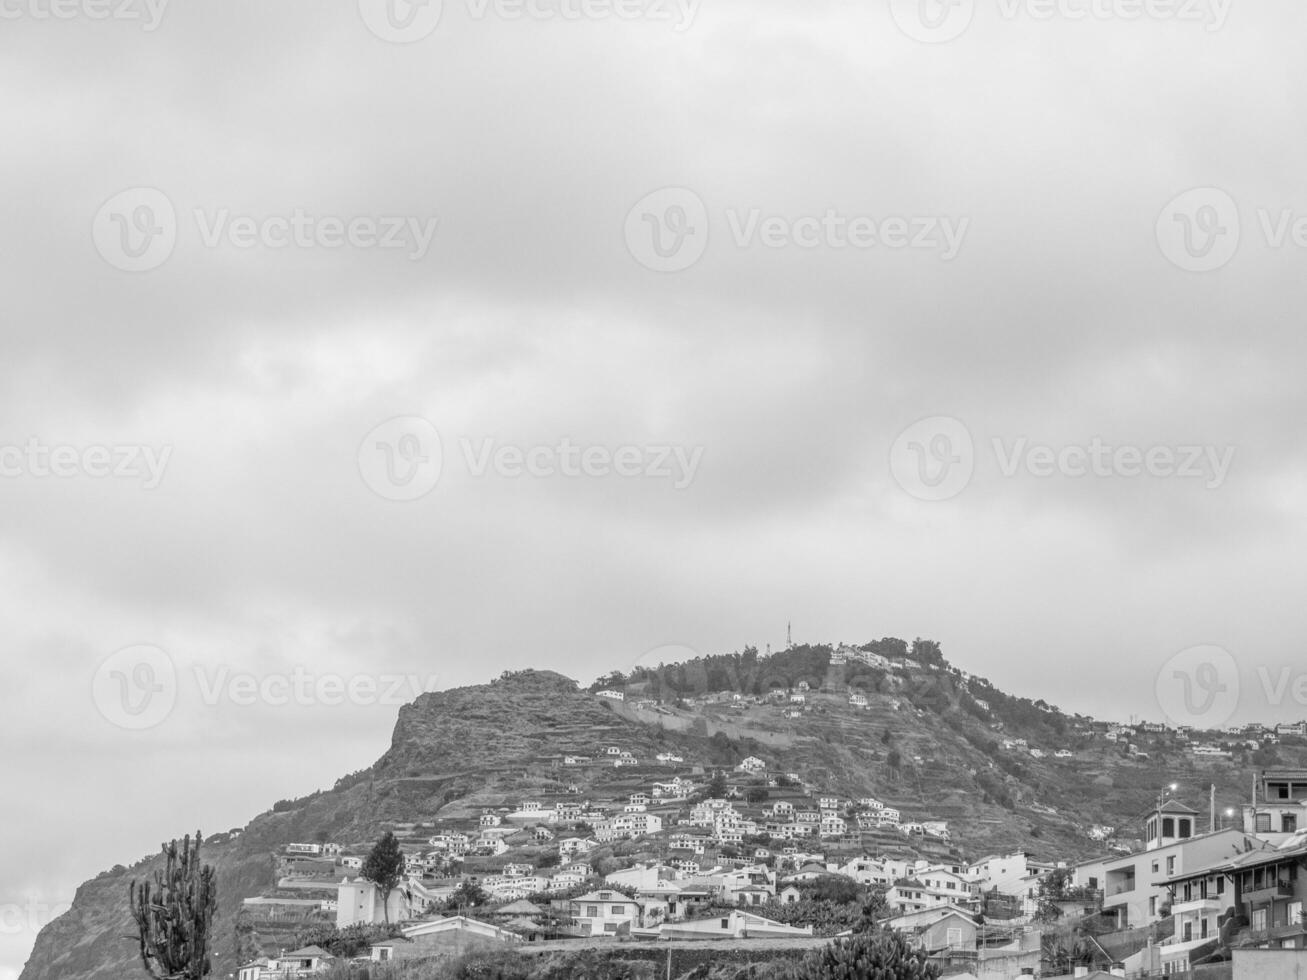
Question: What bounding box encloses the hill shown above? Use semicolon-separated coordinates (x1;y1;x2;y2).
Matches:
19;646;1307;980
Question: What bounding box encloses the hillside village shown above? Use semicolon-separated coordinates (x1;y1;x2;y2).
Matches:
214;643;1307;980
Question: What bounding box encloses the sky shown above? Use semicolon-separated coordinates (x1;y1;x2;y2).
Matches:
4;0;1307;975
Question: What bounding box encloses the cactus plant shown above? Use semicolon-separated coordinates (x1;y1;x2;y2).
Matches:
128;830;217;980
797;928;941;980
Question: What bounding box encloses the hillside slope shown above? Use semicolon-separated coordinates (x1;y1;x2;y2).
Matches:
20;652;1304;980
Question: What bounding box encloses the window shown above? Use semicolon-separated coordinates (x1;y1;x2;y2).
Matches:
1163;818;1175;837
586;905;598;917
611;905;624;915
1253;909;1268;932
378;948;392;962
721;918;730;928
1150;897;1158;916
1168;857;1177;876
1257;813;1273;832
1290;902;1303;924
1286;815;1299;834
1200;918;1209;939
1217;878;1226;895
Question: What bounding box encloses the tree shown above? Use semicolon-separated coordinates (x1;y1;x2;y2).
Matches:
128;830;217;980
444;880;489;911
361;831;406;924
745;785;770;804
707;771;729;798
797;927;941;979
806;875;860;905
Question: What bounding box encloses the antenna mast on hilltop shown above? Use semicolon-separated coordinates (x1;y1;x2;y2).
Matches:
787;622;792;649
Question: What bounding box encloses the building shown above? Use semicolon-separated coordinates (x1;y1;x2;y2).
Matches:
238;946;333;980
1233;948;1307;979
570;889;643;937
881;905;978;953
1242;770;1307;843
658;910;813;940
336;877;416;928
1226;839;1307;950
369;916;523;962
1076;801;1263;930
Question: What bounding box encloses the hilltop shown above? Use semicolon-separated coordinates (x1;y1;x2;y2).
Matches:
19;645;1307;980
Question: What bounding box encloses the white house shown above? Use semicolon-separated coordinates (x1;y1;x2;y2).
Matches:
238;946;333;980
596;689;625;701
660;910;813;940
369;916;522;962
571;889;643;937
336;877;414;928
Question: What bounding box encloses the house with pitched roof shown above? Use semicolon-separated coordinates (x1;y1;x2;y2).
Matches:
369;916;523;962
570;889;644;936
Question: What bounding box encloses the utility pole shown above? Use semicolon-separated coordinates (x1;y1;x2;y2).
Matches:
1210;784;1216;833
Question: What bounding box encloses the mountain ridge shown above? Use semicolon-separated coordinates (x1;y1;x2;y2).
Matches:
20;645;1302;980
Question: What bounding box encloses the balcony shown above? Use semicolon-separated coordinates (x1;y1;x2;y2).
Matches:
1245;881;1295;904
1172;897;1222;916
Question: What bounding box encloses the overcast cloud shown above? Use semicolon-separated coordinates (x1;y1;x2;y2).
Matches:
4;1;1307;975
